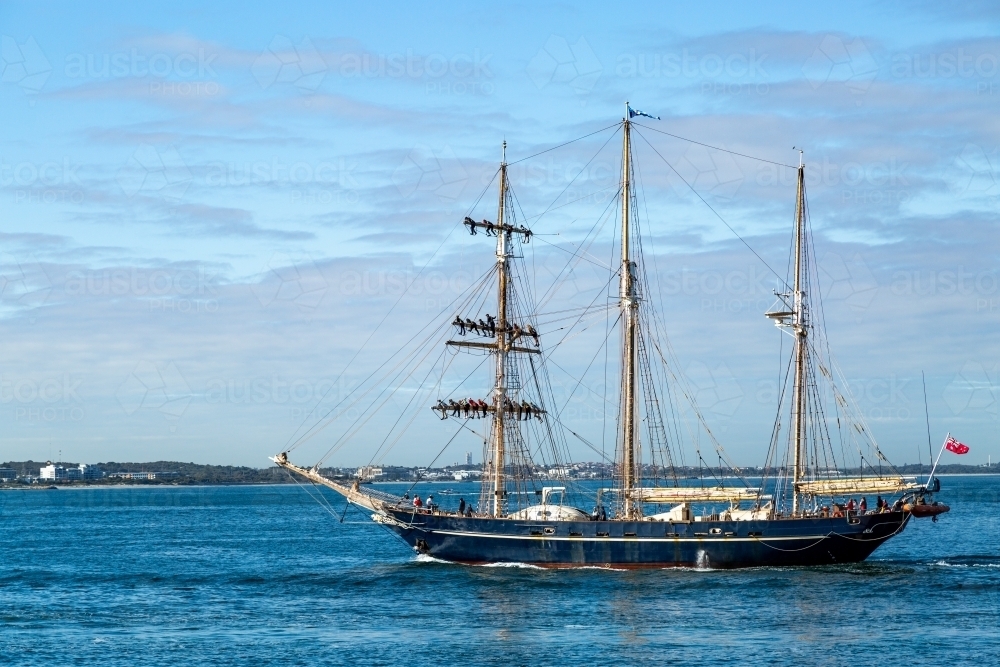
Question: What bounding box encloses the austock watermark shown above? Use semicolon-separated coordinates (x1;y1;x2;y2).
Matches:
527;35;602;96
943;362;999;419
116;144;359;203
802;35;878;104
64;46;220;97
2;157;84;204
1;35;51;96
804;34;1000;102
616;48;770;96
252;253;328;313
206;375;364;421
116;361;193;431
656;266;777;314
393;144;468;201
204;156;359;205
334;266;492;313
954;144;1000;199
2;374;85;423
0;254;53;313
755;374;914;423
64;266;220;313
890;266;999;312
117;144;191;199
890;47;1000;96
252;35;326;92
755;155;911;205
337;47;494;96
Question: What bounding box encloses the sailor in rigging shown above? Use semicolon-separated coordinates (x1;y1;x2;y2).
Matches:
526;325;539;345
453;316;466;335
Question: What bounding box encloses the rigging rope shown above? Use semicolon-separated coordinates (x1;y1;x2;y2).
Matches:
632;122;798;168
632;128;790;291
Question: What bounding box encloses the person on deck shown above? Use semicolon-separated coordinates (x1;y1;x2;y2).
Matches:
458;498;466;515
846;498;856;514
413;495;422;509
426;494;435;512
876;495;884;513
859;497;868;515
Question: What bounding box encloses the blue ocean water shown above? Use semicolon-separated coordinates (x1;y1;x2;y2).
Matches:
1;476;997;666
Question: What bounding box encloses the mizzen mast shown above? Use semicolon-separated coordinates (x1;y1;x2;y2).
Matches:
790;151;807;515
619;105;640;518
491;141;510;517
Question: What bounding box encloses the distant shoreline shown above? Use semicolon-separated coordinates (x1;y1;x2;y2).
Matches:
3;471;998;491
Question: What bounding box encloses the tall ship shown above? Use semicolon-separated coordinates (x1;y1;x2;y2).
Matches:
275;107;948;568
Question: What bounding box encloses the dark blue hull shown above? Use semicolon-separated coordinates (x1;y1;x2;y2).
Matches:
377;508;910;568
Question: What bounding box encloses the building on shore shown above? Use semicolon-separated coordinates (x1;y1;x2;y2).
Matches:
109;471;178;481
39;463;105;481
0;468;16;482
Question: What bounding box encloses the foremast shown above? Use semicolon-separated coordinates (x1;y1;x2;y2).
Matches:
619;106;640;519
491;142;510;517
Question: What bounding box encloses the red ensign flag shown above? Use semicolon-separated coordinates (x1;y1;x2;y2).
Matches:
945;436;970;455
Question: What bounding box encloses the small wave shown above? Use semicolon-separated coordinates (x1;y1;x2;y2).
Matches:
476;561;546;570
413;553;451;565
933;560;1000;569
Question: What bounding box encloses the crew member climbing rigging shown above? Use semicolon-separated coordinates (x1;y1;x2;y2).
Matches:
451;314;538;345
433;398;544;421
463;216;532;242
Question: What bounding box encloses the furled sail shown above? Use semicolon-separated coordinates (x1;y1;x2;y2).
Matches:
795;477;921;496
627;487;764;503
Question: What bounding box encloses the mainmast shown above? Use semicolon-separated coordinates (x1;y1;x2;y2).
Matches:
790;151;807;514
620;105;640;518
491;141;510;517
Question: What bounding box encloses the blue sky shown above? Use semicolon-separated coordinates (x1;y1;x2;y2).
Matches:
1;0;998;468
